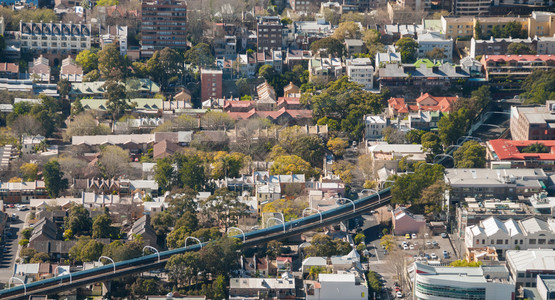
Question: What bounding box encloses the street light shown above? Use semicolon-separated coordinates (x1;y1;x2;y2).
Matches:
267;217;285;233
360;189;380;202
98;256;116;274
335;197;355;212
8;277;26;295
227;227;246;242
54;266;72;284
184;236;202;249
142;246;160;263
302;207;322;223
379;180;395;190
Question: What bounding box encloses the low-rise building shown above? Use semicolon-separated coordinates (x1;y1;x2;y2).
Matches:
470;37;538;57
386;93;459;118
229;277;295;299
375;50;401;69
309;56;343;81
344;39;364;56
412;262;515;300
28;55;50;83
60;57;83;82
465;216;555;257
444;168;548;203
486;139;555;171
305;273;368;300
364;115;388;140
392;206;426;235
19;21;91;55
0;63;20;79
481;54;555;89
0;181;47;203
506;249;555;288
345;57;374;90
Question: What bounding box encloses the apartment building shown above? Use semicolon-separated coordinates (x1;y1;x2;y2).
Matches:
481;54;555;89
0;181;48;203
28;55;50;83
200;69;223;101
413;263;515;300
417;32;453;61
444;168;548;203
346;57;374;90
364;115;388;140
453;0;491;16
442;13;555;40
141;0;187;57
19;21;91;55
309;56;343;81
257;16;283;52
511;102;555;141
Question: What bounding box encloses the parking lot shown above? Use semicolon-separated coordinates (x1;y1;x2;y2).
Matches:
365;231;456;299
0;206;29;285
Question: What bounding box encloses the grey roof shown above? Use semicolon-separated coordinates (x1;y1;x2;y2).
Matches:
29;218;59;243
33;240;76;254
403;64;469;78
379;64;408;78
506;249;555;272
344;39;363;47
130;215;157;238
514;105;555;125
418;31;450;42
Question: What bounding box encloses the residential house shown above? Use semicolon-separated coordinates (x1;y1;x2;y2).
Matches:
80;98;163;114
346;57;374;90
387;93;458;119
152;140;180;160
21;135;45;155
257;16;283;52
28;218;60;250
0;63;19;79
364;115;388;140
100;25;128;55
309;56;343;81
392;206;426;235
237;52;258;78
28;55;50;83
409;110;443;131
285;49;312;69
60;57;83;82
129;215;158;248
470;37;538;57
69;79;160;99
283;82;300;98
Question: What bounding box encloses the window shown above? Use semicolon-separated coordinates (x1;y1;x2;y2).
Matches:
476;239;480;245
530;239;536;245
539;239;546;245
496;239;503;244
482;239;485;244
518;273;525;278
505;240;508;244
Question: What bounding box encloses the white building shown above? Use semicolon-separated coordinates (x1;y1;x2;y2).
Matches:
537;35;555;55
19;21;91;55
346;57;374;90
375;50;401;69
306;273;368;300
506;249;555;288
100;25;128;55
364;115;388;140
21;135;45;155
417;31;453;61
413;262;515;300
465;216;555;257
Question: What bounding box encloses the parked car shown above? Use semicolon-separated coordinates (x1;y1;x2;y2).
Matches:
396;291;403;298
411;233;417;239
409;244;415;250
405;234;411;239
441;233;448;238
431;241;438;247
443;250;450;258
430;253;438;260
425;241;432;248
403;244;409;250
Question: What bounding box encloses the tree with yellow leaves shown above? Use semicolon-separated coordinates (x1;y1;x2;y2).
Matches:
327;137;349;157
20;163;38;181
262;198;308;221
270;155;320;179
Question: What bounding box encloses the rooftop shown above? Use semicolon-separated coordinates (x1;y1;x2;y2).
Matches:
506;249;555;272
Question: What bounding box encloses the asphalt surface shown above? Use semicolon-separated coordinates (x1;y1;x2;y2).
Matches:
0;208;29;286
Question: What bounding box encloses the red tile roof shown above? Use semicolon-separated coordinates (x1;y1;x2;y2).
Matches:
483;54;555;62
0;63;19;73
488;139;555;160
277;97;301;106
226;107;312;120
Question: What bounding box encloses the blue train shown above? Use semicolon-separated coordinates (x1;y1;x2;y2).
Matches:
0;188;390;298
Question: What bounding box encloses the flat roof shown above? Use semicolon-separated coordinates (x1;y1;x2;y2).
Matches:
506;249;555;272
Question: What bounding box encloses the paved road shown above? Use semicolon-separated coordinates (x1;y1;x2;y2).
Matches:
0;208;29;285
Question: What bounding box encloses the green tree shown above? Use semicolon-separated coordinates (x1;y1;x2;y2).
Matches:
507;43;536;55
522;142;550;153
150;211;176;236
57;79;71;100
175;153;206;191
266;240;283;259
166;252;201;286
354;233;366;244
391;162;445;205
521;69;555;104
405;129;425;144
21;227;33;240
96;0;118;5
201;188;247;231
438;110;468;146
454;140;486;168
426;47;447;60
270;155;320;179
332;21;361;41
396;37;419;63
184;43;215;67
413;180;447;218
421;132;443;155
154;156;174;192
474;21;483;39
80;239;105;262
92;213;113;239
310;37;345;57
98;43;128;80
502;21;527;38
71;99;84;116
65;204;92;236
211;275;227;300
43;160;68;198
304;234;351;257
75;49;99;73
130;278;161;298
30;252;50;263
103;80;130;121
20;163;38;181
146;47;183;92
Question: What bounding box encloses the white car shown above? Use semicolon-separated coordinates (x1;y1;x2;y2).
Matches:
411;233;417;239
430;253;438;260
403;244;409;250
409;244;415;250
396;291;403;298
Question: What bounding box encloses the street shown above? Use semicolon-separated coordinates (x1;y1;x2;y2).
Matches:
0;208;29;286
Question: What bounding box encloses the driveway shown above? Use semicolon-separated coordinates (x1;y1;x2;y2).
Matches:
0;208;29;285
